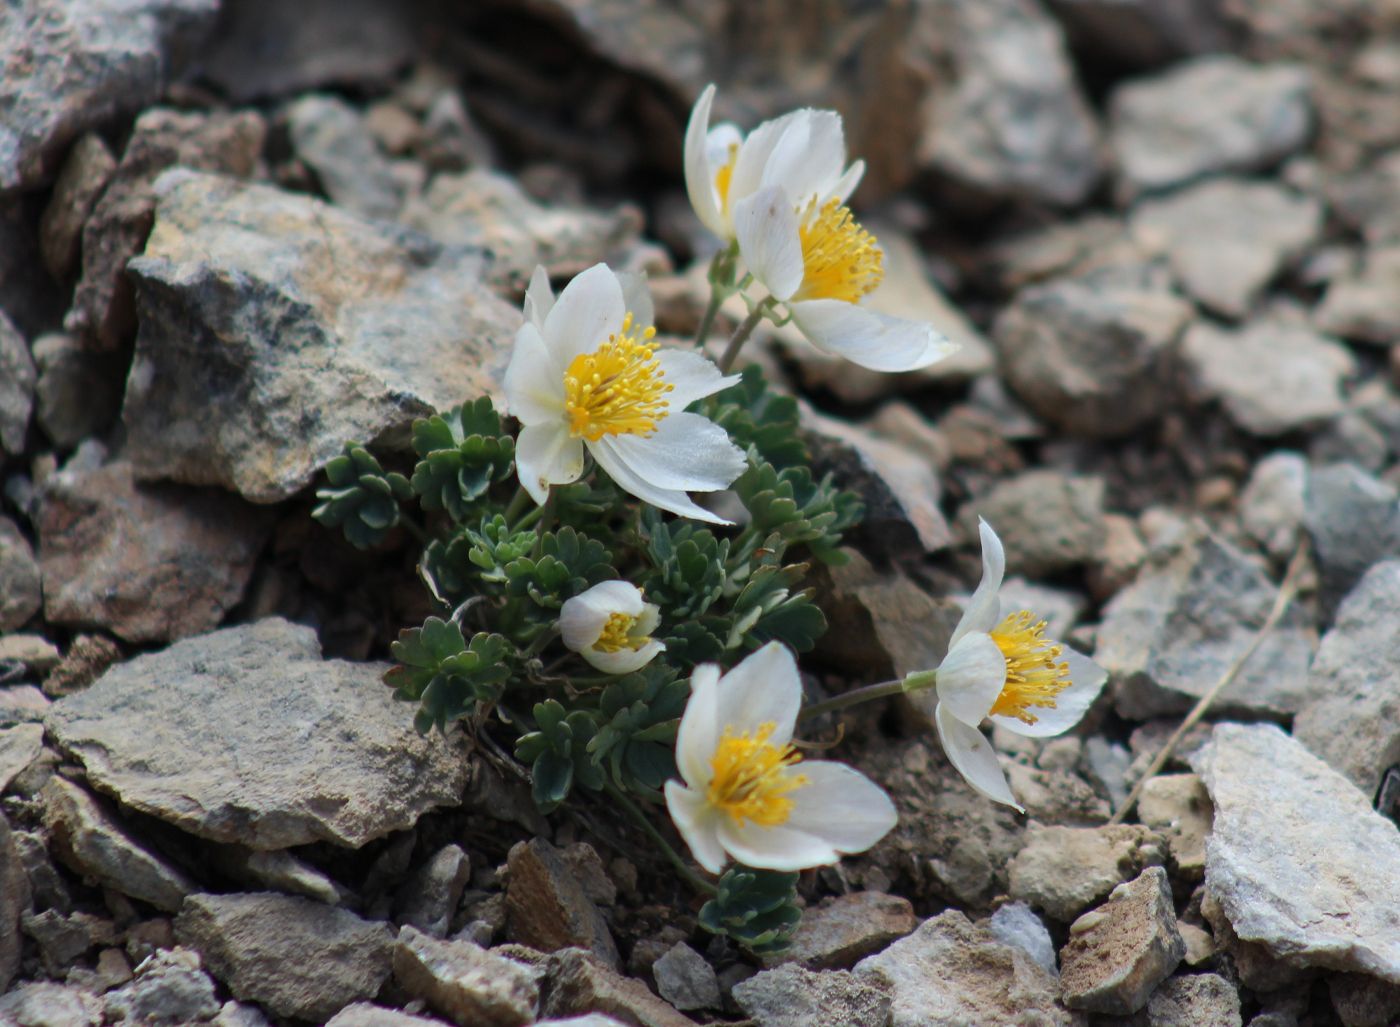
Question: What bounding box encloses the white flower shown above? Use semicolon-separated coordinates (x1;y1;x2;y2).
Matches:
925;519;1108;812
559;580;665;675
664;642;898;874
504;263;747;524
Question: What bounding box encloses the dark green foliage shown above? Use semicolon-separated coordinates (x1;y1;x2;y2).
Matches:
698;866;802;955
312;444;413;549
411;398;515;522
587;665;689;796
707;365;808;469
504;528;616;610
385;618;511;733
733;460;863;565
515;700;605;812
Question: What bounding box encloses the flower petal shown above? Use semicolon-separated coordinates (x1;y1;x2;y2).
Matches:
656;349;741;410
830;158;865;205
503;322;564;426
759;109;848;206
559;580;646;651
935;702;1023;812
542;263;625;366
635;603;661;637
784;761;897;854
597;413;746;494
582;638;665;675
665;780;729;875
727;108;806;206
935;631;1007;726
676;663;722;789
615;270;655;331
787;299;957;372
950;518;1006;646
991;647;1107;738
523;265;554;331
587;437;732;524
735;186;804;301
515;423;584;505
716;817;839;872
684;84;725;237
713;641;802;746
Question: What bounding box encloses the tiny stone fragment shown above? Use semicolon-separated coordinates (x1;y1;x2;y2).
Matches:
652;942;721;1011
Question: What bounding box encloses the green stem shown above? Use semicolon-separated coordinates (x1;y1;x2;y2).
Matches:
718;302;770;374
398;515;428;545
504;486;531;524
694;292;721;351
799;676;915;721
604;781;717;895
530;489;558;557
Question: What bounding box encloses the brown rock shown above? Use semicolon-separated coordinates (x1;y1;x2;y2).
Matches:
962;470;1106;577
0;814;28;993
0;515;41;632
1136;774;1212;881
393;927;539;1027
1009;824;1165;923
39;133;117;280
506;838;619;969
43;634;122;697
542;948;693;1027
771;891;917;971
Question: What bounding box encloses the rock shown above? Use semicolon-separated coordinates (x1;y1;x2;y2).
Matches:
1008;824;1165;923
855;910;1075;1026
41;776;194;912
0;0;217;191
1328;973;1400;1027
68;107;267;350
211;1000;274;1026
961;470;1105;576
772;891;917;971
0;723;43;793
39;133;117;280
219;847;343;905
285;94;402;221
1303;463;1400;618
1315;246;1400;346
652;942;721;1011
0;516;41;632
394;926;539;1027
1240;452;1308;561
0;982;104;1026
1177;922;1215;967
418;91;496;172
0;311;35;459
733;964;892;1027
22;908;116;976
1325;151;1400;247
0;634;60;674
30;333;125;449
1191;723;1400;982
326;1005;446;1027
1003;761;1112;825
1180;316;1353;437
395;844;472;938
992;264;1193;438
989;902;1058;979
919;0;1103;207
1096;533;1317;719
1088;514;1149;602
401;168;643;294
542;948;693;1027
122;169;519;502
562;842;616;907
1130;179;1321;319
1135;774;1211;881
43;633;121;698
0;814;28;992
1109;56;1313;199
103;947;221;1025
46;618;468;848
1140;973;1242;1026
177;892;395;1022
38;460;274;643
506;838;619;968
0;685;51;726
1294;562;1400;796
1060;867;1185;1014
1045;0;1229;69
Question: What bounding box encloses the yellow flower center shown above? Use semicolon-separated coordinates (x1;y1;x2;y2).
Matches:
594;612;644;653
988;610;1071;725
707;722;809;828
794;198;884;303
714;142;738;217
564;313;673;442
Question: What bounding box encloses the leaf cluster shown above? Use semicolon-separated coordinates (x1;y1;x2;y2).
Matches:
698;866;802;955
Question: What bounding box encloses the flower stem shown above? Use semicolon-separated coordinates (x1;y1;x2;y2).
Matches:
398;515;428;545
530;489;557;557
694;292;721;350
604;781;717;896
718;302;769;374
504;486;531;524
799;677;912;721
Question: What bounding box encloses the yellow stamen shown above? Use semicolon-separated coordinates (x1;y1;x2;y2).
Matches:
714;143;739;217
794;198;884;303
594;612;644;653
707;722;809;828
564;313;673;441
988;610;1071;726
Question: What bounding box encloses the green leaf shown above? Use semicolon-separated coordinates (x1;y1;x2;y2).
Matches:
504;528;615;611
410;399;515;522
532;749;574;810
312;444;413;549
706;365;809;469
698;865;803;956
733;458;863;562
639;509;728;618
385;622;512;731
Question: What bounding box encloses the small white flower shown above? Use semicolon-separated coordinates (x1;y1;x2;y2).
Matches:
664;642;898;874
925;519;1108;812
559;580;665;675
504;263;747;524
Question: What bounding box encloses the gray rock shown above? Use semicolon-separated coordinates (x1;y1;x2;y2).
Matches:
0;814;28;993
394;926;539;1027
46;618;468;849
733;964;892;1027
506;837;619;969
220;847;344;905
1328;973;1400;1027
919;0;1102;206
103;947;221;1025
1130;179;1321;319
542;948;694;1027
1136;774;1211;881
1109;56;1313;199
31;333;125;450
395;843;471;938
993;264;1193;438
123;169;520;503
989;903;1058;979
0;515;41;632
0;310;35;458
1141;973;1242;1026
176;892;395;1022
1046;0;1229;68
652;942;721;1011
1008;824;1165;923
1310;411;1388;474
1097;533;1315;718
0;0;218;191
1314;245;1400;346
41;776;195;912
326;1005;446;1027
1325;150;1400;247
0;723;44;793
1180;316;1354;436
0;196;66;338
0;981;104;1026
1240;452;1308;561
1192;723;1400;982
1060;867;1185;1014
38;460;274;643
1294;562;1400;797
211;1001;274;1027
963;470;1105;576
855;911;1076;1026
1303;463;1400;618
771;891;917;972
286;94;401;221
39;133;117;280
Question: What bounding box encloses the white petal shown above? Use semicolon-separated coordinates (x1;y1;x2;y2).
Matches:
830;159;865;205
683;84;726;237
714;642;802;746
935;703;1023;812
950;518;1006;646
656;349;741;410
615;270;655;331
787;299;957;372
935;632;1007;726
587;438;733;524
758;109;848;206
677;663;722;789
991;647;1107;739
523;265;554;331
559;580;645;651
706;123;743;169
582;638;665;675
597;414;746;494
665;780;729;875
503;322;564;425
727;109;806;206
515;423;584;505
717;817;839;872
784;761;897;854
635;602;661;637
542;263;626;366
734;186;805;301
